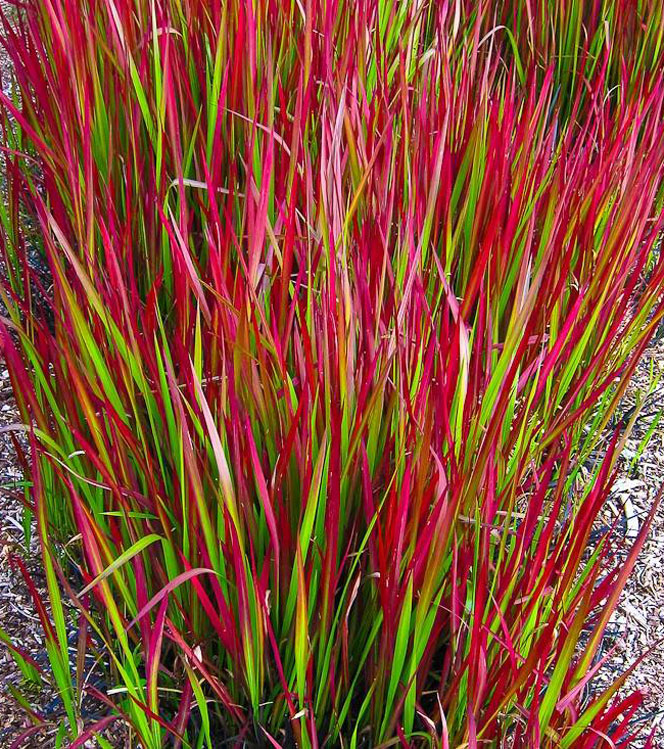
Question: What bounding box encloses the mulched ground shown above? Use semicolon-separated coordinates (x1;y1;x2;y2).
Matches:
0;385;127;746
591;341;664;745
0;370;68;746
0;370;37;743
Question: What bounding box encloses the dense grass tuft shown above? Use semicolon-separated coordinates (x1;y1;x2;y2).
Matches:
2;0;664;746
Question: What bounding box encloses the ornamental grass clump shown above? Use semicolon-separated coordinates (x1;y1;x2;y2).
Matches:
2;0;664;746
